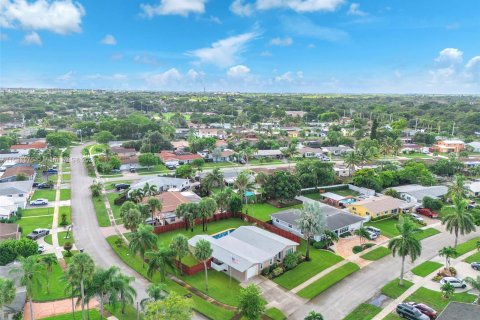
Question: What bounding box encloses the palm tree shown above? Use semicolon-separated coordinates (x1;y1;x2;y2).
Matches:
147;247;175;282
438;246;457;269
296;202;326;261
442;196;476;248
344;151;360;176
0;277;16;319
120;205;143;232
111;273;136;315
65;253;95;320
203;168;224;194
88;266;119;318
142;183;158;197
197;197;217;232
304;311;324;320
170;234;189;275
175;203;191;231
40;254;58;294
129;224;157;267
242;147;256;166
448;175;468;201
323;230;339;248
355;227;370;245
140;283;167;310
214;188;232;214
464;275;480;304
392;138;402;158
234;170;255;207
147;197;162;225
388;216;422;286
129;189;145;203
193;239;213;292
10;255;46;320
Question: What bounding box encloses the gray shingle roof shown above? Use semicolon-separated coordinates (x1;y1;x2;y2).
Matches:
0;180;33;196
437;302;480;320
390;184;448;200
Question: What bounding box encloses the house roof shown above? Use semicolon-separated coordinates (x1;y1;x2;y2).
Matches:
0;223;19;240
171;140;189;149
390;184;448;200
349;196;409;214
298;147;324;155
10;141;47;150
468;181;480;193
437;302;480;320
0;166;35;179
120;155;139;165
221;149;235;157
0;195;16;207
131;176;189;192
256;149;282;156
230;226;298;254
159;151;202;162
145;191;200;214
321;192;347;201
111;146;136;155
0;180;33;195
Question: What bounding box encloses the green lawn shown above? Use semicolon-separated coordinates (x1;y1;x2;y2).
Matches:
41;310;101;320
343;303;381;320
455;237;480;256
248;159;283;165
32;254;70;302
62;173;71;182
304;193;321;201
361;247;391;261
242;203;303;222
465;251;480;263
136;164;168;173
273;243;343;290
105;303;139;320
297;262;360;299
60;189;71;201
364;218;401;238
106;192;122;221
383;314;402;320
157;218;251;247
411;261;443;277
203;162;239;169
32;189;57;201
92;195;111;227
402;153;431;159
19;215;53;236
22;207;54;217
414;228;441;241
333;189;360;197
105;181;132;191
100;174;123;178
405;287;476;312
381;279;414;299
265;307;286;320
44;231;74;247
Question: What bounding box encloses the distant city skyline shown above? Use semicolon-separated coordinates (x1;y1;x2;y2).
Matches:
1;0;479;93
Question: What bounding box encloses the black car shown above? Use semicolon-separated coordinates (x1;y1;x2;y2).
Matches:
396;303;430;320
43;169;58;174
115;183;130;191
37;182;51;189
471;262;480;271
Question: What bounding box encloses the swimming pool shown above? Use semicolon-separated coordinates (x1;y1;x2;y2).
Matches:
211;228;236;239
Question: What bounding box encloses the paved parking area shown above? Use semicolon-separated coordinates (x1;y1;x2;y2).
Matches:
335;235;390;258
423;261;480;293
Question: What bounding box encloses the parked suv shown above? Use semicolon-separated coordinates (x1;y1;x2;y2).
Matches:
406;302;437;319
440;277;466;288
416;208;439;218
366;226;381;236
366;230;378;240
470;262;480;271
27;228;50;240
396;303;430;320
115;183;130;191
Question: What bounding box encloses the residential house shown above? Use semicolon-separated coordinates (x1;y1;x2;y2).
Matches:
322;146;354;156
188;226;298;282
130;176;190;194
196;128;226;139
159;151;202;166
272;204;364;241
0;223;20;240
255;149;283;159
0;196;19;220
144;191;201;225
0;262;26;319
466;141;480;153
334;166;350;177
171;140;190;151
111;146;136;157
388;184;448;206
320;192;357;207
431;140;465;153
467;181;480;197
285;111;307;118
347;195;413;220
0;180;33;209
10;141;47;155
119;155;141;171
0;165;36;182
400;144;429;154
175;128;191;139
298;147;329;160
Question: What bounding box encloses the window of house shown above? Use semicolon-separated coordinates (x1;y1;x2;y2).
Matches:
391;209;397;214
288;224;292;228
19;194;23;197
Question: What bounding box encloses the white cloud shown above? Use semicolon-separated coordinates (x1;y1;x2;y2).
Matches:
347;3;367;16
140;0;206;17
144;68;182;86
85;73;128;81
227;65;251;77
133;54;160;66
275;71;293;82
465;56;480;70
0;0;85;34
57;70;74;82
230;0;344;15
434;48;463;64
187;31;258;68
101;34;116;45
281;16;348;42
22;31;41;45
269;36;292;46
260;50;272;56
187;69;204;80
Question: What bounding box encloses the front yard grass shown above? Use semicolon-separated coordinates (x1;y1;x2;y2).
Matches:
44;231;74;247
405;287;476;312
32;189;56;201
273;243;343;290
92;195;110;227
106;192;122;221
364;218;401;238
32;254;70;301
455;237;480;256
22;207;54;217
360;246;391;261
413;228;440;241
297;262;360;299
59;189;71;201
265;307;286;320
465;251;480;263
18;215;53;236
383;314;402;320
381;279;414;299
242;203;303;222
411;261;443;277
61;173;71;182
42;310;101;320
343;303;381;320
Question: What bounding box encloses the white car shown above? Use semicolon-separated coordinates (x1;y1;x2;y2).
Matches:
30;198;49;206
38;244;46;254
411;213;424;222
440;277;466;289
367;230;378;240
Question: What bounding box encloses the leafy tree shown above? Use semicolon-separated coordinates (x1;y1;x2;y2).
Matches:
170;234;189;275
0;277;16;317
431;157;464;177
139;153;161;170
238;284;266;320
352;168;382;191
283;252;299;270
144;292;193;320
229;193;243;214
296;160;335;188
388;216;422;286
111;272;136;314
441;282;455;299
175;164;193;179
304;311;324;320
129;224;157;267
141;283;167;310
188;136;216;153
191;158;205;171
442;197;476;248
384;188;401;199
197;197;217;231
175;202;197;232
65;253;95;320
0;238;38;266
193;239;213;292
140;131;173;153
464;275;480;304
120;202;143;232
297;202;326;261
46;131;76;147
215;187;232;214
438;247;457;269
147;247;175;282
399;161;435;186
202;168;224;194
422;197;443;211
447;175;469;200
0;136;14;151
323;229;339;248
263;171;301;201
370;118;378;140
88;266;119;318
94;130;115;144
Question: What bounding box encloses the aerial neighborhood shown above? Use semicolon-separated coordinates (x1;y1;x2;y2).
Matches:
0;92;479;320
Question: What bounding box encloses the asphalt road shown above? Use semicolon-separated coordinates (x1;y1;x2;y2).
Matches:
289;227;480;320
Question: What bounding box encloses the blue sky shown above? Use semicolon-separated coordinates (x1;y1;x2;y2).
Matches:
1;0;479;93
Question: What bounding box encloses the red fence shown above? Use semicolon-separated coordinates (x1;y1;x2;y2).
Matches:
153;212;234;234
238;213;301;243
175;259;212;276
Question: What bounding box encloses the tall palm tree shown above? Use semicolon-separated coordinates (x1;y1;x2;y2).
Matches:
323;230;339;248
197;197;217;232
147;197;162;225
214;188;232;214
193;240;213;292
388;216;422;286
88;266;119;318
129;224;157;267
175;203;191;231
344;151;360;176
147;247;175;282
203;168;224;194
448;175;469;201
170;234;189;275
0;277;16;319
296;202;326;261
355;227;370;245
111;273;136;315
234;170;255;206
142;183;158;197
438;246;457;269
10;256;46;320
392;138;402;158
120;207;143;232
140;283;167;310
65;253;95;320
464;275;480;304
40;254;58;294
442;197;476;248
129;189;145;203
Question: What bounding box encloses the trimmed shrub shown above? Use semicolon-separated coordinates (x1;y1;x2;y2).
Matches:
283;252;299;270
313;241;328;249
352;246;364;254
272;267;284;277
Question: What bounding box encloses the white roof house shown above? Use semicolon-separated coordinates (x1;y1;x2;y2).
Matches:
130;176;190;193
389;184;448;205
467;142;480;152
468;181;480;197
0;180;33;209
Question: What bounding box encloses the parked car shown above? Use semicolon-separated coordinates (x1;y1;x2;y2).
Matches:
396;303;430;320
406;302;437;319
129;167;136;173
471;262;480;271
366;226;381;236
27;228;50;240
38;244;46;254
43;169;58;174
416;208;439;218
37;182;51;189
410;213;424;222
112;169;121;173
366;230;378;240
144;218;156;226
115;183;130;191
467;201;477;209
440;277;466;288
30;198;49;206
166;164;177;170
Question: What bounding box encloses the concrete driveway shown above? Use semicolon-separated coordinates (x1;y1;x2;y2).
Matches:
423;261;480;293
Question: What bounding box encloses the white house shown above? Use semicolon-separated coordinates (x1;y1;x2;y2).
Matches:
467;142;480;153
130;176;190;194
388;184;448;206
0;180;34;209
0;196;18;220
467;181;480;197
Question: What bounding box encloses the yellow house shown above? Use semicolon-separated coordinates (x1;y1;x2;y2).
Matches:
347;196;412;219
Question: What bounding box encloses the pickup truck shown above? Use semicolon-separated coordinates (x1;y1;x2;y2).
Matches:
416;208;438;218
27;228;50;240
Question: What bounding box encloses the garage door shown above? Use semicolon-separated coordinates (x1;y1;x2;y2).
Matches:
246;265;258;279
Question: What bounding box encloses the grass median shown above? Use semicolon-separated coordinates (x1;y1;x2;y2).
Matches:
360;246;391;261
343;303;382;320
411;261;443;277
381;279;414;299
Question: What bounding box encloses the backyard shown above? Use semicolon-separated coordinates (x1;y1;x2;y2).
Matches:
241;202;303;222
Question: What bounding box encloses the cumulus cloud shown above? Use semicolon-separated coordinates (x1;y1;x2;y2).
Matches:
281;15;348;42
275;71;293;82
434;48;463;64
133;54;160;66
57;70;75;82
347;3;367;16
187;31;258;68
0;0;85;34
101;34;116;45
140;0;206;17
144;68;182;86
429;48;480;87
187;69;205;80
22;31;41;45
269;36;293;46
230;0;344;15
227;65;251;77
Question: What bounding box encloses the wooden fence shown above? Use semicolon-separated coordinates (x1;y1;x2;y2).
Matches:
175;259;212;276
